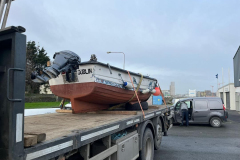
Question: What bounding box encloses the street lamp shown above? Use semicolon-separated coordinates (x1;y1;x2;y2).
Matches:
210;86;214;97
107;52;125;69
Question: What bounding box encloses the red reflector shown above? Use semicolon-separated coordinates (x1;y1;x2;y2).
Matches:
62;72;66;74
223;104;226;111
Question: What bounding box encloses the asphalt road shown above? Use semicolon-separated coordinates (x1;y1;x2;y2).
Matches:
154;110;240;160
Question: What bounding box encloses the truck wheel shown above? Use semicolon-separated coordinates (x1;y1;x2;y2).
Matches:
140;128;154;160
210;117;222;128
154;118;162;150
125;101;148;111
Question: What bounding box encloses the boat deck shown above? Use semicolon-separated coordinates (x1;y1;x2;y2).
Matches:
24;105;168;141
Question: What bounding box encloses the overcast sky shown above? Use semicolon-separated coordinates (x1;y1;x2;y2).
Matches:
7;0;240;94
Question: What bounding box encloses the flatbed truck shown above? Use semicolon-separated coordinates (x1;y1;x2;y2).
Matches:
0;27;173;160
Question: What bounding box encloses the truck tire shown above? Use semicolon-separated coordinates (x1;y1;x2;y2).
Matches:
210;117;222;128
154;118;162;150
125;101;148;111
139;128;154;160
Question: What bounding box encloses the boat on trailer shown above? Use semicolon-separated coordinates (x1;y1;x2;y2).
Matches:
31;51;160;113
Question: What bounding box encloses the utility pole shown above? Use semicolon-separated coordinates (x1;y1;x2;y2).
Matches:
211;86;214;97
228;68;230;84
222;68;224;86
216;74;218;96
228;68;230;100
222;68;224;103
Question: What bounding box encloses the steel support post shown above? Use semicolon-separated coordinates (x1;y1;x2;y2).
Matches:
0;27;26;160
102;136;111;160
80;144;90;160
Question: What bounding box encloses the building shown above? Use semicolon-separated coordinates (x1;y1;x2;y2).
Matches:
196;90;216;97
216;46;240;111
196;91;206;97
233;46;240;111
196;91;201;97
217;83;236;110
189;89;196;97
233;46;240;87
162;90;171;97
205;90;212;97
170;82;175;96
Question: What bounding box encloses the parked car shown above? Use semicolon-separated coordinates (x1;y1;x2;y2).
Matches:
172;98;180;105
64;102;72;109
172;97;228;127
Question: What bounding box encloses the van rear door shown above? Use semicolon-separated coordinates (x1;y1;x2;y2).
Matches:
208;99;228;121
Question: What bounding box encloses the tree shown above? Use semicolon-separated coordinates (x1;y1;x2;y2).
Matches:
25;41;50;94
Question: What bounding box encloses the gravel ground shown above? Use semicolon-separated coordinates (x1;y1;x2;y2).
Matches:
154;110;240;160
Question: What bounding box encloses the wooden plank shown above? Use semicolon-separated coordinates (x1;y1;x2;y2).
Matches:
149;105;168;110
96;110;137;115
56;109;72;113
24;135;37;147
24;132;46;143
148;105;160;109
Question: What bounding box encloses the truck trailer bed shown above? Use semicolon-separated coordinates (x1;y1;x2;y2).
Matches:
25;112;131;141
23;105;173;160
24;106;168;141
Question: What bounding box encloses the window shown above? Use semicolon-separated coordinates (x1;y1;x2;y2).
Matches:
208;101;221;109
185;101;191;108
175;102;181;110
195;100;208;109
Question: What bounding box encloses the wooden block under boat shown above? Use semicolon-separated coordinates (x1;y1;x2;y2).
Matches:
56;109;72;113
148;105;160;109
56;109;137;115
24;132;46;143
148;105;168;109
24;135;37;147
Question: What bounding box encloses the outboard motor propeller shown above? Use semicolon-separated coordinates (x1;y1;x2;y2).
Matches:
31;50;81;83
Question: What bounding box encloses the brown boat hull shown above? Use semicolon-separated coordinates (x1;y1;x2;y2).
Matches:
50;82;151;113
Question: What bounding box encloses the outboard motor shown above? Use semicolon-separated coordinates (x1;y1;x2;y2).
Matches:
31;50;81;83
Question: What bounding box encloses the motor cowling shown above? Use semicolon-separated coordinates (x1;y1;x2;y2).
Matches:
31;50;81;83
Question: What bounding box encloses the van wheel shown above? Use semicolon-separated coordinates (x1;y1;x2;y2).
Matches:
154;118;162;150
139;128;154;160
210;117;222;128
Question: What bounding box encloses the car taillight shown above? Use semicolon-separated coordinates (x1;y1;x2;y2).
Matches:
223;104;226;111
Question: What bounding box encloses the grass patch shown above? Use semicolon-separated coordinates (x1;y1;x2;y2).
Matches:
25;102;60;109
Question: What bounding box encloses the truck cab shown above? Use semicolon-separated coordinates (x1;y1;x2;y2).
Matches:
172;97;228;127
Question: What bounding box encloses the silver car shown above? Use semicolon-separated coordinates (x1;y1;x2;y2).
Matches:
172;97;228;127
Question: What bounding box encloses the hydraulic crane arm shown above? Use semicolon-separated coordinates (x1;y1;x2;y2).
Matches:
0;0;14;29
